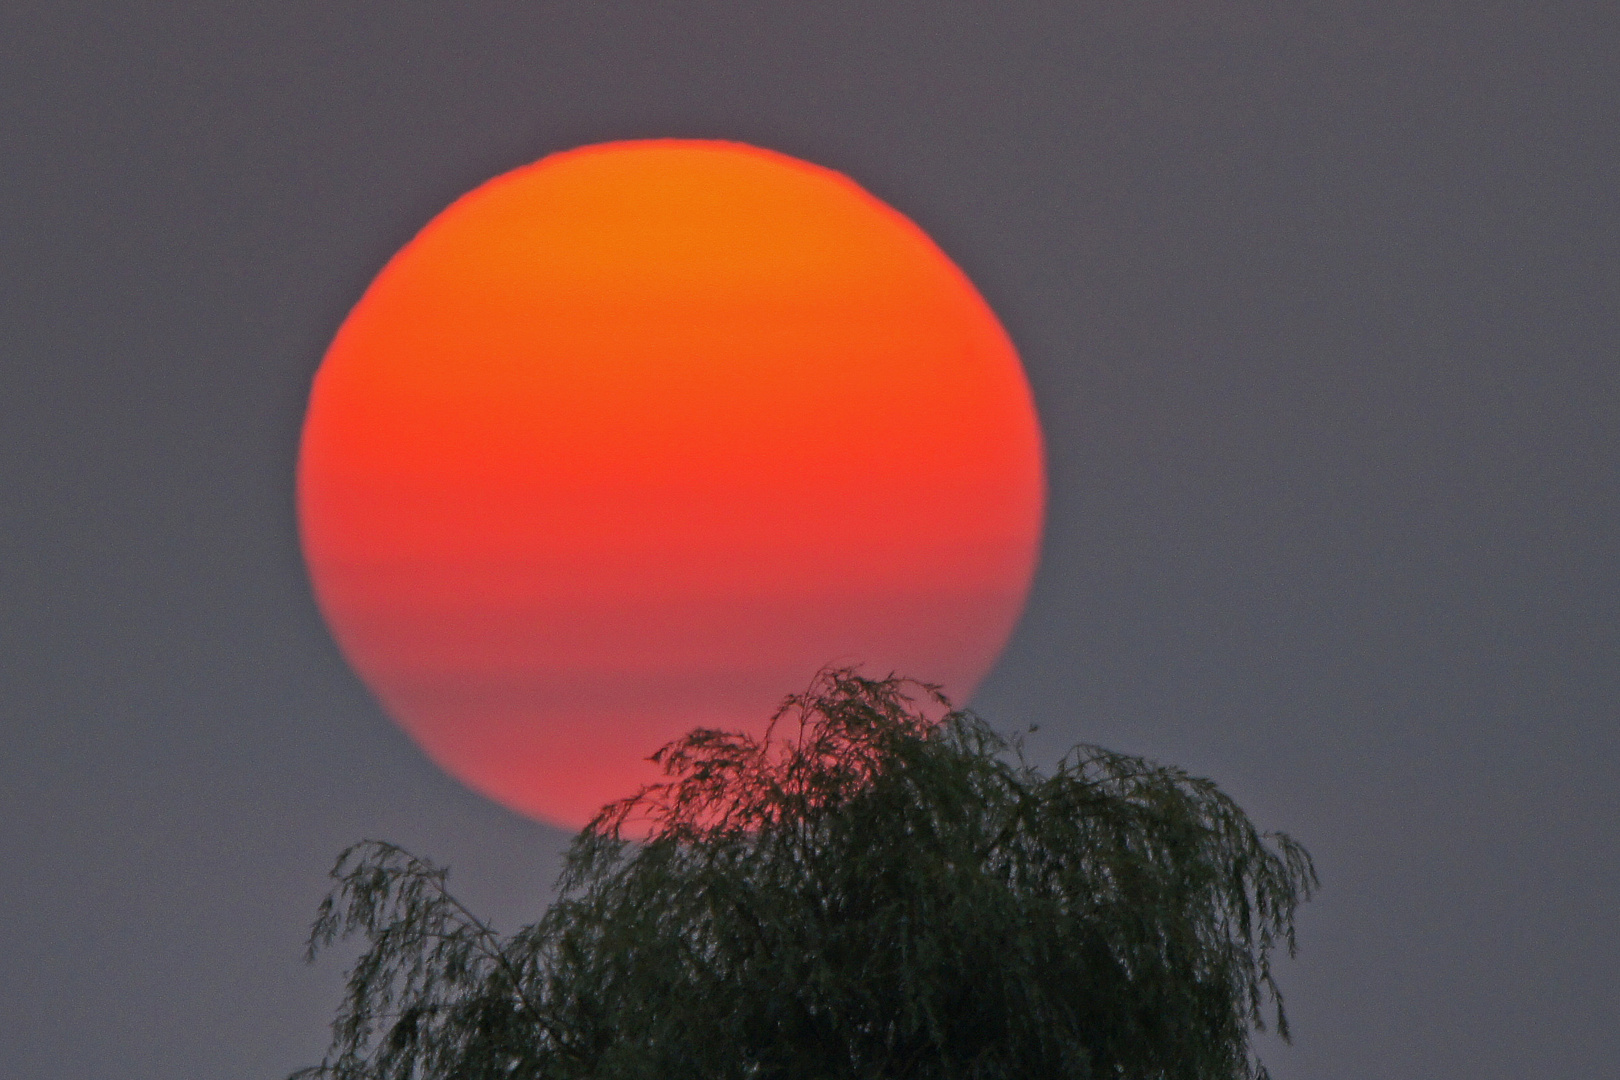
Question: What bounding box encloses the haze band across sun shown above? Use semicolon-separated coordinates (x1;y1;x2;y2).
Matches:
297;140;1045;828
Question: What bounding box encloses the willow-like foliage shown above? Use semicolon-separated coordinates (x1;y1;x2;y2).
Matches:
296;669;1315;1080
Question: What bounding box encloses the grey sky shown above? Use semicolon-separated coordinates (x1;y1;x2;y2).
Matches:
2;4;1615;1077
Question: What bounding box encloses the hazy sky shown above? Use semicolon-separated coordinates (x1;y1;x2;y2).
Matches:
3;5;1615;1078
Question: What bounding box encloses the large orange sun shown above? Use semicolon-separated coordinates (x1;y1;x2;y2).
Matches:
298;140;1044;828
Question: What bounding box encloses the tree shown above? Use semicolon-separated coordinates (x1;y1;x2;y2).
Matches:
295;669;1315;1080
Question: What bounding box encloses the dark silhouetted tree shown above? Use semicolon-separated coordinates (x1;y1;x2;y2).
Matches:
295;668;1315;1080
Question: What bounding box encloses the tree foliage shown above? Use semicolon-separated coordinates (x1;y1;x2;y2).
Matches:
296;669;1315;1080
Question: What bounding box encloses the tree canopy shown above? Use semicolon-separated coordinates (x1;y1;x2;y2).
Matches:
296;669;1315;1080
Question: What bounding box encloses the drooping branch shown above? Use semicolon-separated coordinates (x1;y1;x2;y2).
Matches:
298;667;1315;1080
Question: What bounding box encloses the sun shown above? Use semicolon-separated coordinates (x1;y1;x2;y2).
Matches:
298;140;1044;828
